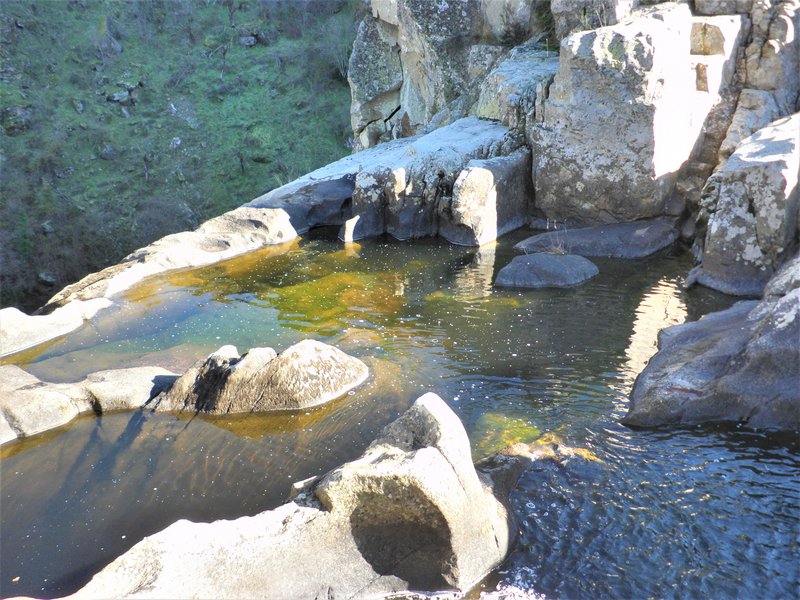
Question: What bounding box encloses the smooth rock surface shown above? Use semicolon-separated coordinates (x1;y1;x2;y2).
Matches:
44;207;297;310
515;218;678;258
153;340;369;414
439;148;532;246
0;298;112;358
67;393;522;599
0;365;178;444
624;287;800;430
0;365;88;444
695;112;800;296
494;253;599;288
83;367;178;413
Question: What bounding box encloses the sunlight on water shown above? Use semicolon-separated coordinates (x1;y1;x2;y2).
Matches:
2;230;797;599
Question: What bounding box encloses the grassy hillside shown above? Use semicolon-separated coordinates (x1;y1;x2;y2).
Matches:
0;0;361;311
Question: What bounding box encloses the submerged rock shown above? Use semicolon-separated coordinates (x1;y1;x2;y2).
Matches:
514;218;679;259
494;253;599;289
66;394;529;599
152;340;369;414
624;269;800;430
692;113;800;297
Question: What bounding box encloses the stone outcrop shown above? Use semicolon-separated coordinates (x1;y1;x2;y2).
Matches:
439;148;532;246
474;43;559;129
528;4;748;225
152;340;369;414
0;298;112;358
717;0;799;166
515;218;678;258
0;365;176;445
348;0;554;149
494;253;599;288
326;117;523;242
691;112;799;296
66;394;530;599
624;258;800;430
551;0;638;40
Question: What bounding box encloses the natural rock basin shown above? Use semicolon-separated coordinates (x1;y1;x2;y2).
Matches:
2;230;798;599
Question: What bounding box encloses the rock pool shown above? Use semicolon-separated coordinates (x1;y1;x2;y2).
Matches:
2;230;798;598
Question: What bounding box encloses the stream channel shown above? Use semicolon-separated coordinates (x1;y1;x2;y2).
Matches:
2;229;799;599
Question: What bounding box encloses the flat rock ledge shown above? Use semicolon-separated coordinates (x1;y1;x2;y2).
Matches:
624;258;800;430
150;339;369;414
65;393;534;599
0;365;177;445
515;218;679;259
494;253;599;289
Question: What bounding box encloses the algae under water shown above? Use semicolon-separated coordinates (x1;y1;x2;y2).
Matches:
2;231;799;598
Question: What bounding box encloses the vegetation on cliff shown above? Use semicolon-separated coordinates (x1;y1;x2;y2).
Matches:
0;0;361;311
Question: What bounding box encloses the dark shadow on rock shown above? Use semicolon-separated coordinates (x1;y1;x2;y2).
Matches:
350;489;455;590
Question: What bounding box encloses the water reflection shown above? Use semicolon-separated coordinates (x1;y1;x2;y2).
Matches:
2;231;794;600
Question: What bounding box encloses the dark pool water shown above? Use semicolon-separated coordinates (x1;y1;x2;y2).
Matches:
2;231;798;599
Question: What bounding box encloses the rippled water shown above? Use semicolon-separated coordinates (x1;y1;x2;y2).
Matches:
2;230;798;599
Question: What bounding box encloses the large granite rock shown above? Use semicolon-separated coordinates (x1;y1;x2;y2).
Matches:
624;285;800;431
152;340;369;414
717;0;799;169
439;148;532;246
0;365;175;445
515;218;678;258
529;4;747;225
348;0;552;149
494;253;599;288
334;117;521;242
693;112;800;296
694;0;753;15
66;393;525;599
474;43;559;129
0;298;112;358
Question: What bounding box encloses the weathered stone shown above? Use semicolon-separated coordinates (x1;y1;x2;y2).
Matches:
764;252;800;297
348;15;403;147
349;0;557;148
474;43;558;128
515;218;678;258
439;148;532;246
694;0;754;15
44;207;297;310
330;117;517;242
624;287;800;430
67;394;523;599
0;298;113;358
694;113;800;296
153;340;369;414
83;367;178;413
529;4;746;225
550;0;638;40
494;253;599;288
744;0;800;115
0;365;90;443
719;89;782;161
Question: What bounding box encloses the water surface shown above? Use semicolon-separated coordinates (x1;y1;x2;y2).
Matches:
2;231;797;599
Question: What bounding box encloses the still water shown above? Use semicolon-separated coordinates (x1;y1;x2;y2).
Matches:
2;230;798;599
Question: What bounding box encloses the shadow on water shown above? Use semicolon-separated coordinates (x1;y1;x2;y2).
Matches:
2;229;796;599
